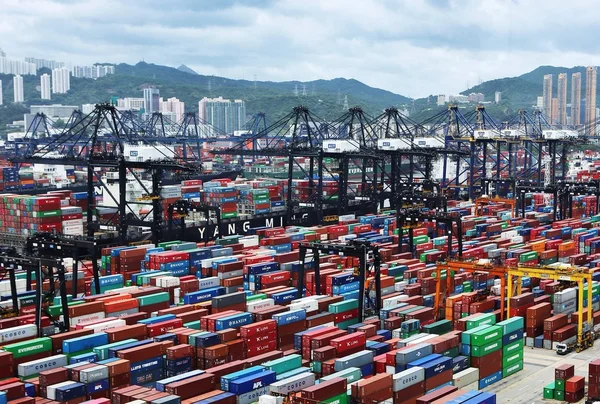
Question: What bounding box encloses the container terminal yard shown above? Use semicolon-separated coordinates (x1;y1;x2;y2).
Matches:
0;102;600;404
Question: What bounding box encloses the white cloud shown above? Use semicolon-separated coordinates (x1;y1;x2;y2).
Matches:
2;0;600;98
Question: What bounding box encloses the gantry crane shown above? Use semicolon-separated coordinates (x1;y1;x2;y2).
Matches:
474;195;516;218
434;258;509;321
507;264;594;351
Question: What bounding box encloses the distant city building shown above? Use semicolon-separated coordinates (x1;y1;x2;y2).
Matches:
449;95;468;103
25;57;64;71
571;72;582;126
198;97;246;134
40;74;51;100
51;67;70;94
25;104;78;132
536;96;544;109
494;91;501;103
159;97;185;122
437;95;446;106
72;64;115;79
557;73;567;125
81;104;95;114
30;104;78;117
586;66;597;136
467;93;484;103
551;97;559;124
543;74;553;119
117;97;145;111
13;75;24;103
0;80;3;105
0;55;36;76
143;88;160;115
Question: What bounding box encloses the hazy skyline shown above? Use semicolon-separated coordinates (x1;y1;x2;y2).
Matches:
3;0;600;98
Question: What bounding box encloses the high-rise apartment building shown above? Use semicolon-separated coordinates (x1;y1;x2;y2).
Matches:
551;98;559;124
13;75;24;103
557;73;567;125
160;97;185;122
0;80;3;105
40;74;51;100
51;67;70;94
198;97;246;134
543;74;553;119
494;91;501;103
143;88;160;115
25;57;64;71
586;66;597;136
571;72;582;126
117;98;145;111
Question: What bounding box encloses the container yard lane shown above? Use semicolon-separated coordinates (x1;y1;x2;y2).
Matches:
486;346;593;402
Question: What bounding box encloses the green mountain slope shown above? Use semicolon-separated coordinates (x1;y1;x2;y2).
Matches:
0;62;412;128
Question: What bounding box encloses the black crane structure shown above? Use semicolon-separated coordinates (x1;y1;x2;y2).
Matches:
297;240;382;322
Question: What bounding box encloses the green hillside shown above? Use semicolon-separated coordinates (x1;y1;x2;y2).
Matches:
0;62;412;129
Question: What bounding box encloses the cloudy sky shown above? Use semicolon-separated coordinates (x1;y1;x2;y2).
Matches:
3;0;600;98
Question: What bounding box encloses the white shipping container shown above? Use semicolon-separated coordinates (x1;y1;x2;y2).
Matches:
289;300;319;313
0;324;38;343
322;140;360;153
377;139;411;151
392;367;425;392
47;381;75;400
62;219;84;227
452;368;480;389
67;312;105;325
18;354;68;377
247;298;275;312
269;372;315;394
83;319;126;333
383;294;408;308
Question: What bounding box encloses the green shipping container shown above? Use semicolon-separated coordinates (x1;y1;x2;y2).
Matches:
466;313;496;330
183;321;201;330
554;389;565;401
396;306;425;321
555;378;565;391
263;354;302;375
502;349;523;368
496;317;524;336
323;393;348;404
470;326;503;347
337;318;359;330
471;339;502;357
519;251;538;262
312;361;322;373
247;294;267;302
413;235;430;245
503;339;524;356
188;332;210;347
440;346;460;358
423;319;452;335
328;299;359;314
3;338;52;359
158;241;181;249
137;292;170;307
543;382;555;399
461;324;491;346
502;360;523;378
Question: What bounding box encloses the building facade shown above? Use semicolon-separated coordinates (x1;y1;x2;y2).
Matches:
51;67;70;94
160;97;185;122
198;97;246;134
143;88;160;115
40;74;51;100
571;72;582;126
13;75;24;103
557;73;567;125
494;91;501;103
543;74;553;119
0;80;3;105
586;66;597;136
